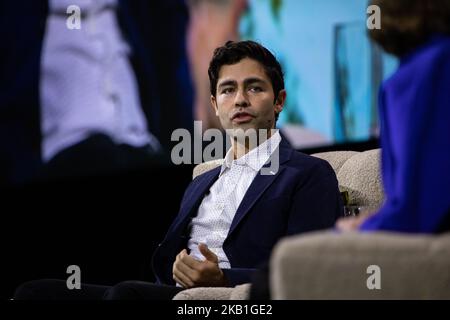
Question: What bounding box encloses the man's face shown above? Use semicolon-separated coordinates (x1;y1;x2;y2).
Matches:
211;58;285;133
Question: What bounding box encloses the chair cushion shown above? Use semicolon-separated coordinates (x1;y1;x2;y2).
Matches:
336;149;383;210
173;284;251;300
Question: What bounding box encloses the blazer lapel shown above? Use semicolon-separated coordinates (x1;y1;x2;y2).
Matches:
170;167;220;233
228;140;293;236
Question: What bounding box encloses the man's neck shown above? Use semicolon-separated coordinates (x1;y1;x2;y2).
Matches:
231;128;274;160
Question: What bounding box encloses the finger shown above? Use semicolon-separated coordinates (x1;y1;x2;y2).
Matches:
336;219;351;231
173;251;195;278
198;243;218;263
173;257;196;285
176;258;198;280
177;249;187;259
175;249;188;266
336;218;357;232
172;273;188;288
336;217;346;226
173;268;194;288
173;251;183;272
179;252;203;269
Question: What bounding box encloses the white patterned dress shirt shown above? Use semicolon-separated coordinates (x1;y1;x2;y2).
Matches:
187;131;282;269
40;0;159;162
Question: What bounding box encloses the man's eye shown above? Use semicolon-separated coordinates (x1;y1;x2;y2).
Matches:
222;88;234;94
249;87;262;92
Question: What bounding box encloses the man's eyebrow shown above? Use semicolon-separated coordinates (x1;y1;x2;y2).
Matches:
218;77;267;88
244;77;266;85
217;80;237;88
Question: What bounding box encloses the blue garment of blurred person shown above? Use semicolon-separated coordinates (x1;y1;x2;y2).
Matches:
0;0;193;185
250;33;450;301
360;35;450;233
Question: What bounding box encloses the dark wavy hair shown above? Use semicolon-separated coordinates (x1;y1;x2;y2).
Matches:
208;40;284;102
368;0;450;57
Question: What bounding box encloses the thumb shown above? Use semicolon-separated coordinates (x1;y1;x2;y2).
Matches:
198;243;218;263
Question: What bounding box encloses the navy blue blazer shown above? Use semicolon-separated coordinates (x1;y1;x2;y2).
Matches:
152;139;343;286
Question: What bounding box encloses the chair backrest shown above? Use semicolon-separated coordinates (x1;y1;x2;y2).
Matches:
192;159;223;179
313;149;384;210
192;149;384;210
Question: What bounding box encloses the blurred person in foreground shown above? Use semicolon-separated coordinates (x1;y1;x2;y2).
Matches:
336;0;450;233
250;0;450;300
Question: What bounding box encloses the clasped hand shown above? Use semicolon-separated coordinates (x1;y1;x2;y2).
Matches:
172;243;227;288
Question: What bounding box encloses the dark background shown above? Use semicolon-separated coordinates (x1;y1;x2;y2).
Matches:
1;163;194;300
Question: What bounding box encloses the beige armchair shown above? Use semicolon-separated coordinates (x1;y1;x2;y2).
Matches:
271;230;450;299
173;149;450;300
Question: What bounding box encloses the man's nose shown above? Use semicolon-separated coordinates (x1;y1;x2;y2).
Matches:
234;89;249;107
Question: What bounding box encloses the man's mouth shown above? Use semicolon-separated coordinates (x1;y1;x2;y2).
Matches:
231;112;255;124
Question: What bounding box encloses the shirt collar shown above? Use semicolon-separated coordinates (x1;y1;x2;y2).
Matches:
220;130;282;176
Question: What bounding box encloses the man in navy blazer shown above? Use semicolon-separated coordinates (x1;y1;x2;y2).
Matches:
151;40;343;291
14;40;342;300
152;138;343;287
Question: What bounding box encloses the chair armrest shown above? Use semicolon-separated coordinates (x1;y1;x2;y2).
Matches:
173;283;251;300
271;231;450;299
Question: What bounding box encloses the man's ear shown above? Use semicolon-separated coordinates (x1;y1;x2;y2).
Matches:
274;89;286;114
211;95;219;116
